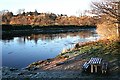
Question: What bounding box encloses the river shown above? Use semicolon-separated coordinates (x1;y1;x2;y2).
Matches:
1;29;99;68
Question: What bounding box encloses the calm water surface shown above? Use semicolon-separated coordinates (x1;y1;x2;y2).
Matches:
1;29;99;68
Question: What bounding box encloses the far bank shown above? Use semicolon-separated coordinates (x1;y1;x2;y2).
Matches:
2;24;96;37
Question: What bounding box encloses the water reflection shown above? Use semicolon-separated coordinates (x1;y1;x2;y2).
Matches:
2;30;99;68
2;30;96;44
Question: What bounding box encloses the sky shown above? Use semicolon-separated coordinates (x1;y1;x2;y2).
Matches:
0;0;96;16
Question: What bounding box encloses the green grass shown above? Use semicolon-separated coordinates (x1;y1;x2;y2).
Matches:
28;39;120;75
57;40;120;73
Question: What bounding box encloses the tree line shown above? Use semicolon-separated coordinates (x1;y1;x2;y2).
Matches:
1;10;98;26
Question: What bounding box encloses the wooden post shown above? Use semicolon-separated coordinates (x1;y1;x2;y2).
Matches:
95;65;97;73
91;65;94;73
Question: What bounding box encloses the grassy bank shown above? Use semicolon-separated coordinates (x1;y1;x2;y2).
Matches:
57;39;120;73
28;39;120;75
58;40;120;58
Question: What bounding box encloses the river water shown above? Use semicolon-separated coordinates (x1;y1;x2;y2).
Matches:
1;29;99;68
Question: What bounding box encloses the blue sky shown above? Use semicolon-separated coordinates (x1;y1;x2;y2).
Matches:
0;0;96;16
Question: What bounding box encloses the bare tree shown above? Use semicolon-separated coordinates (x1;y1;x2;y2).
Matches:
17;9;25;15
0;10;9;15
91;0;120;40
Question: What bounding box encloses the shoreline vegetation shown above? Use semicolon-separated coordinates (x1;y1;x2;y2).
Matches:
2;24;96;40
28;39;120;72
2;24;96;34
